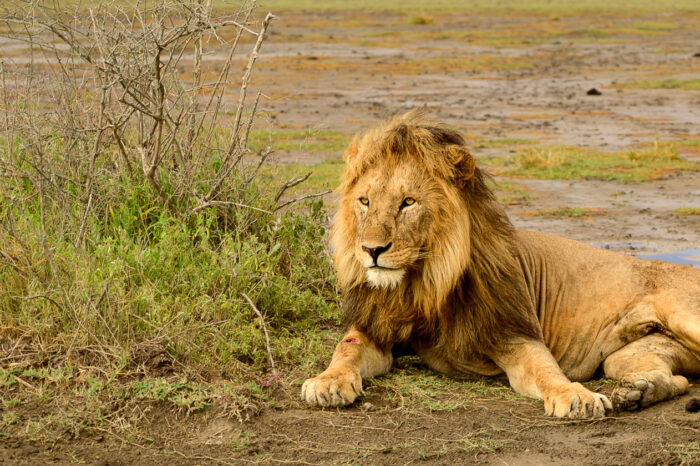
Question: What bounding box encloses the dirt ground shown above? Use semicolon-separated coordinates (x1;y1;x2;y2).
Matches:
2;7;700;466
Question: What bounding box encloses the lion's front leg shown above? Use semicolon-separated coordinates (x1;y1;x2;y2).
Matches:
492;340;612;418
301;327;392;407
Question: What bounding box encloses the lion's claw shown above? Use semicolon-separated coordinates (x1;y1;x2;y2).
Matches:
544;382;612;418
301;368;362;408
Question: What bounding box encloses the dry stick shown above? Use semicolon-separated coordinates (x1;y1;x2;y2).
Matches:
207;11;274;202
274;190;332;212
184;0;209;159
11;294;64;312
191;200;272;215
274;172;312;202
196;3;255;157
241;145;273;193
241;292;276;373
240;90;262;150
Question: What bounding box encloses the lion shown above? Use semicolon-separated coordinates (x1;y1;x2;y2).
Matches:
301;111;700;418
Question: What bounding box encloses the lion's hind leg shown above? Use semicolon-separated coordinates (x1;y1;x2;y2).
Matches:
603;334;700;411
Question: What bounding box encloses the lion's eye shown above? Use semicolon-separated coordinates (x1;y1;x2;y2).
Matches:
359;197;369;206
400;197;416;209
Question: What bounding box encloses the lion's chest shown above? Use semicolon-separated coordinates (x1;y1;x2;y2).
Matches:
411;340;503;377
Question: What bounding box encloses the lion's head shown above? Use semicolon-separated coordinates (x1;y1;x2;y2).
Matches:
332;111;540;350
332;111;498;308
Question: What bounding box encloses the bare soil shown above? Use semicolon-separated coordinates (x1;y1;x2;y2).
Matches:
2;9;700;466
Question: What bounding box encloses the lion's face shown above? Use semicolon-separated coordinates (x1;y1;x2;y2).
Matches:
348;161;445;289
332;112;476;297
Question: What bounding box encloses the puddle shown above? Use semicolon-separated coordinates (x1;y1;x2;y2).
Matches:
637;249;700;269
595;243;700;269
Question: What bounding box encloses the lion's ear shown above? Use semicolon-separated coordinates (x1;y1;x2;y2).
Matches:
343;134;360;162
446;145;475;188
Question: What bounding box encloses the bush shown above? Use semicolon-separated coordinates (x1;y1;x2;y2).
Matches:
0;1;339;381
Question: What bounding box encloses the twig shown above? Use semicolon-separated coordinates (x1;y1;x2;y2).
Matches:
192;200;272;215
11;294;64;312
208;12;274;201
274;190;332;212
660;413;700;434
241;292;275;372
274;172;312;202
13;375;36;390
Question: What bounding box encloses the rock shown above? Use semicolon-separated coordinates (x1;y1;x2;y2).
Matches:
685;398;700;413
361;402;376;411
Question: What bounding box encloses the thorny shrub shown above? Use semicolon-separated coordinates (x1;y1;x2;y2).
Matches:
0;0;339;400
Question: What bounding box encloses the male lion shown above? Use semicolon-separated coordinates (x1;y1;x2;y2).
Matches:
301;111;700;418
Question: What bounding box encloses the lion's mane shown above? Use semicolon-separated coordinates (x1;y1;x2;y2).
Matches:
331;112;541;358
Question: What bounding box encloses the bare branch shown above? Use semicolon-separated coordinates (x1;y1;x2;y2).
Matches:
274;172;312;203
191;200;272;215
274;190;332;212
241;292;276;373
206;12;274;202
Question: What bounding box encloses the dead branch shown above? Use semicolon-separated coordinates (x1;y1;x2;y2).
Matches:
241;292;276;373
206;12;274;202
274;172;312;202
274;190;332;212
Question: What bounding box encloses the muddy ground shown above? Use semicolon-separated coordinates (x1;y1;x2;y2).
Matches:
2;7;700;466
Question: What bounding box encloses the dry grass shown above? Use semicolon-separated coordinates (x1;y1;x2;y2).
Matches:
523;207;606;219
613;79;700;90
500;141;699;182
673;207;700;216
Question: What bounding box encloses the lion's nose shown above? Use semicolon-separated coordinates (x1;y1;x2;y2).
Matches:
362;242;392;263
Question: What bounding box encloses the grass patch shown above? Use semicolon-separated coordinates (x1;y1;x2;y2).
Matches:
488;179;535;205
261;158;345;193
408;12;434;25
0;366;272;441
249;128;351;153
500;141;699;182
473;138;534;149
524;207;605;218
668;441;700;465
613;79;700;90
673;207;700;216
366;356;526;412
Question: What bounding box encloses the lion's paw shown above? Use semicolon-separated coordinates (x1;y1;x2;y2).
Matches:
544;382;612;418
612;370;688;411
301;367;362;408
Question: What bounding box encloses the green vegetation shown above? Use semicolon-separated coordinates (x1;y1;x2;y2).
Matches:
525;207;605;218
613;79;700;90
473;138;535;149
487;179;535;205
408;12;434;25
366;356;526;411
0;0;340;441
248;128;351;153
668;441;700;465
673;207;700;216
499;141;699;182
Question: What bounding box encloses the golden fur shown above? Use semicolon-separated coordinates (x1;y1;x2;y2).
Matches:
301;111;700;418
